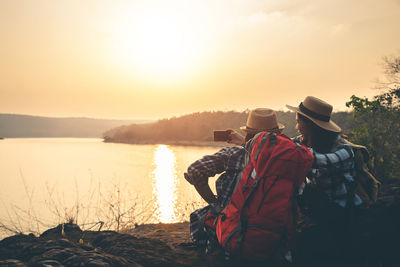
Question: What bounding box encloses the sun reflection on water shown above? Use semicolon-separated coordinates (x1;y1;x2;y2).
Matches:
152;145;178;223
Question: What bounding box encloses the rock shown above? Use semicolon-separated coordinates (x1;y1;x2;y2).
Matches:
33;259;64;267
86;231;175;266
0;226;143;267
40;223;82;243
0;259;27;267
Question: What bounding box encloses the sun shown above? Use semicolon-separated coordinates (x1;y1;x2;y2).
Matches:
110;5;208;82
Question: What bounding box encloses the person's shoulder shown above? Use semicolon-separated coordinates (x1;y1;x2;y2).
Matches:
335;136;353;149
218;145;244;154
243;132;263;151
332;137;356;158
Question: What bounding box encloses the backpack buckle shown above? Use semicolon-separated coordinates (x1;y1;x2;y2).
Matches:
250;168;257;179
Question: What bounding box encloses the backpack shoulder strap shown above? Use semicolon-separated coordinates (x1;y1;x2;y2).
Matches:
254;132;274;162
338;138;381;204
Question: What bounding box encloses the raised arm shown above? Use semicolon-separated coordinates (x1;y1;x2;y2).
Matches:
184;147;241;204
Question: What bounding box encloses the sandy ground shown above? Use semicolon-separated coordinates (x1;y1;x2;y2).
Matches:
126;222;192;248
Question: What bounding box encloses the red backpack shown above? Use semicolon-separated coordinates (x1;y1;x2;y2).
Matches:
215;132;314;260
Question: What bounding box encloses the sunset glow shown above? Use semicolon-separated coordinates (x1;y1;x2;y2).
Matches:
0;1;400;119
152;145;178;223
110;2;214;83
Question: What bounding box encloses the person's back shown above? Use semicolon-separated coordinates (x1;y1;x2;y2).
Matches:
215;131;314;261
184;108;285;247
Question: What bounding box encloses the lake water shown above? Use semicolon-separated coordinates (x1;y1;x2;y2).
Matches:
0;138;221;237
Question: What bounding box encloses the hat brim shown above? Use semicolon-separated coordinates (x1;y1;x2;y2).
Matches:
286;104;342;133
240;123;285;134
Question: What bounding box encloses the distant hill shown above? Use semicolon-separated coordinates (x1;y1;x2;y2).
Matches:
103;110;355;144
0;114;148;138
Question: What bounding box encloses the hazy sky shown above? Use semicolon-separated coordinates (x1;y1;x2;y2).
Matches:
1;0;399;120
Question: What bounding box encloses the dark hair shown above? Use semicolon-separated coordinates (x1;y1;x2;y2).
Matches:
297;113;339;153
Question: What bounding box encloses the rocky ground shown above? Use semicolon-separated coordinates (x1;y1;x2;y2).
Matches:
0;180;399;267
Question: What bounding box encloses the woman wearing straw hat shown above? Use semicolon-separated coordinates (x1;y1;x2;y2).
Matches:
287;96;362;262
286;96;362;211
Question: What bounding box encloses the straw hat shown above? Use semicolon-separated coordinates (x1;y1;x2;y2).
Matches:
240;108;285;134
286;96;341;133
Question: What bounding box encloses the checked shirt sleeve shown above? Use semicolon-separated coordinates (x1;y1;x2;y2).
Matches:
310;145;354;169
185;147;240;186
306;139;360;207
292;135;354;170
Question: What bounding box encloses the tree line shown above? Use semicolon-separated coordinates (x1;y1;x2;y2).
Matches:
103;110;354;143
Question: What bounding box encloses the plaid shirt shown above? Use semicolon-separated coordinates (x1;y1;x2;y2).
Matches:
293;136;362;207
185;146;246;242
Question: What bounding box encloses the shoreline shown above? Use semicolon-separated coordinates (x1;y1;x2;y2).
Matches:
103;138;233;148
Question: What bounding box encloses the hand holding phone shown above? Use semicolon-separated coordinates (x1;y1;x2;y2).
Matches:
227;130;245;145
213;130;229;142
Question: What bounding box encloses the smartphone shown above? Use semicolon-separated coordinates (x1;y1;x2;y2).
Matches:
213;130;229;142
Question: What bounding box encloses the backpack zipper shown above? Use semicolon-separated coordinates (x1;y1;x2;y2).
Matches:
247;224;283;236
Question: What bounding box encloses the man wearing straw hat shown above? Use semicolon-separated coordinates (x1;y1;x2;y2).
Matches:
184;108;284;248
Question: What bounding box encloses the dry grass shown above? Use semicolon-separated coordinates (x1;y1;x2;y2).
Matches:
0;174;155;238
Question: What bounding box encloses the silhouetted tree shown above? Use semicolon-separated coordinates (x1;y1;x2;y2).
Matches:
346;55;400;181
